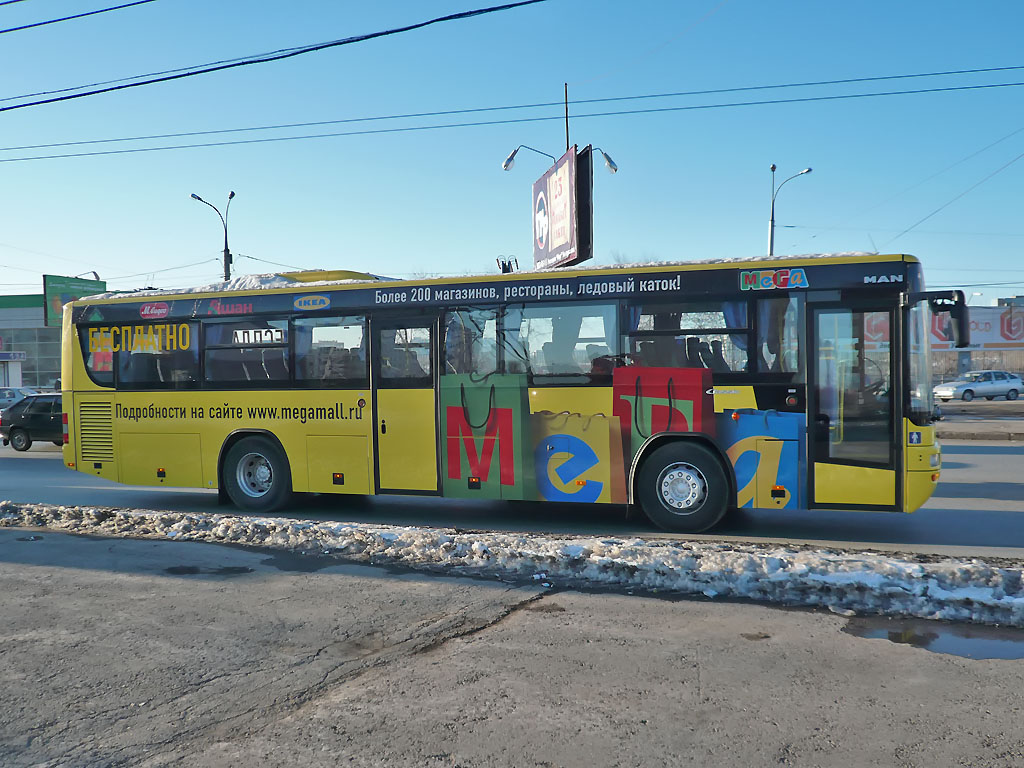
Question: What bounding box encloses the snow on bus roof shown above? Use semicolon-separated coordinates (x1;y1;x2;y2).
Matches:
81;251;889;301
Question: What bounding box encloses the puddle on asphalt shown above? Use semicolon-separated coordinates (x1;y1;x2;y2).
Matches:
164;565;254;577
844;616;1024;659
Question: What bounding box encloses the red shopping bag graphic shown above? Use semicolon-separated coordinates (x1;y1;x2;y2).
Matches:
613;367;714;460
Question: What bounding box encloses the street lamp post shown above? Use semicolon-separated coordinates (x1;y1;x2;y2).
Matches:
191;191;235;281
768;165;812;256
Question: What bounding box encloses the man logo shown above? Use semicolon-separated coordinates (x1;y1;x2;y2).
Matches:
293;295;330;311
534;190;548;250
863;274;904;284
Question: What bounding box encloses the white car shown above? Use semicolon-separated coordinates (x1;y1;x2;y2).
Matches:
932;370;1022;402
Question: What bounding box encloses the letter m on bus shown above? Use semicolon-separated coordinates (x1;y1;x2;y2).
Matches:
445;406;515;487
740;271;760;291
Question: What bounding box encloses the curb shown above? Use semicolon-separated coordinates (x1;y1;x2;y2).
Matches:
936;429;1020;441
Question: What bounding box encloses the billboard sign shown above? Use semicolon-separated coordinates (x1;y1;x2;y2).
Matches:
931;306;1024;350
43;275;107;327
532;146;579;269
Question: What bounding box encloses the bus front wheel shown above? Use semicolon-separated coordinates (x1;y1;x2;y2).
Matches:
635;442;729;533
223;436;292;513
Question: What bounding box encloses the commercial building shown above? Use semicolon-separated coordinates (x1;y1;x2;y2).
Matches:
0;294;60;388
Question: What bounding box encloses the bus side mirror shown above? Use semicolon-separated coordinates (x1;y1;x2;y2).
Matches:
946;300;970;349
908;290;970;349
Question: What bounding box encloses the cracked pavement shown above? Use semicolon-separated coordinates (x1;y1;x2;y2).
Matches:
5;529;1024;768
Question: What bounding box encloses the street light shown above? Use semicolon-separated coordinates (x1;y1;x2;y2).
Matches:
592;147;618;174
502;144;617;173
768;165;812;256
191;191;235;281
501;145;556;171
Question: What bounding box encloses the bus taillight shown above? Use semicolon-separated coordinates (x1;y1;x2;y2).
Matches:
62;412;69;445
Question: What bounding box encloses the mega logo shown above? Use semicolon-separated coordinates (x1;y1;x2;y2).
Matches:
445;406;515;485
1002;308;1024;341
739;268;809;291
534;435;602;503
139;302;169;319
294;294;330;311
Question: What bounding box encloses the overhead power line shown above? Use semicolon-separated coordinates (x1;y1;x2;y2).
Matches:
3;79;1024;164
0;0;156;36
6;65;1024;154
0;0;546;114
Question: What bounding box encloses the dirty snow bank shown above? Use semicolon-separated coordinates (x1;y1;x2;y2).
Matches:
3;501;1024;626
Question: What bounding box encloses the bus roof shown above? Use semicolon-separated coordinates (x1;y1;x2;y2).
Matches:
77;252;917;305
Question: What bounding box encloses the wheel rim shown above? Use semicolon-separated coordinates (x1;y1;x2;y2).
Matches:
235;451;274;498
963;391;973;401
11;431;27;449
656;461;708;515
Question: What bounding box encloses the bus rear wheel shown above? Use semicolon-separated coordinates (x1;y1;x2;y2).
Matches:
635;442;729;533
223;436;292;513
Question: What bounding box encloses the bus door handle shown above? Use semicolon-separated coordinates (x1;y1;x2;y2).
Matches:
380;419;387;435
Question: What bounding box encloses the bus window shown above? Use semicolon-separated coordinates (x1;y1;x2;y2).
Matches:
294;316;367;387
626;300;749;371
78;327;114;387
204;319;288;384
443;308;497;376
758;296;803;377
379;327;431;382
115;323;199;389
504;303;618;382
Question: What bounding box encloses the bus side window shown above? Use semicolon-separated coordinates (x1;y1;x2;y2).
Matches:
294;316;367;387
505;303;617;383
757;296;803;377
443;308;497;376
626;300;749;372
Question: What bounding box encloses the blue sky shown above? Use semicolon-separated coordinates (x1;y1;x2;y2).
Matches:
0;0;1021;305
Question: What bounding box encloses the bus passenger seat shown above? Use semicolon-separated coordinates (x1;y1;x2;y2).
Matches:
710;339;731;371
263;349;289;380
686;337;703;368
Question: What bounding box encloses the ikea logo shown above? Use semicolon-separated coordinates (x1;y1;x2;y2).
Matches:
294;294;330;311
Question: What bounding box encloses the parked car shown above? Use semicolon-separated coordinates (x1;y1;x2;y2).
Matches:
0;393;63;451
0;387;40;410
932;370;1022;402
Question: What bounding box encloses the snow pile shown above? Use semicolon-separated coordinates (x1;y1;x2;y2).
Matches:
3;500;1021;626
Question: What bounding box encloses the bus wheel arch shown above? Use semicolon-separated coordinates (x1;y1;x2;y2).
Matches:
219;430;293;513
629;434;735;533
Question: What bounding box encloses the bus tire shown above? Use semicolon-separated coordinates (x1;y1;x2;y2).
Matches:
9;429;31;452
223;436;292;513
635;441;729;533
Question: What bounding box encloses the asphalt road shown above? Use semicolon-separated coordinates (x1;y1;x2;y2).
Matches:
4;530;1024;768
2;438;1022;557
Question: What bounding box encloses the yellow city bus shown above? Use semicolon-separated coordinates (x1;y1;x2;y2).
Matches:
60;254;967;533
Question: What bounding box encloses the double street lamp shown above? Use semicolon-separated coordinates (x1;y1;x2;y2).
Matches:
768;165;812;256
191;191;235;281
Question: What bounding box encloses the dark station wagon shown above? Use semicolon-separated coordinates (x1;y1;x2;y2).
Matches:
0;393;63;451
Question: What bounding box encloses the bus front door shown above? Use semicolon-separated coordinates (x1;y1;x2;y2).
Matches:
372;316;439;493
807;305;900;510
